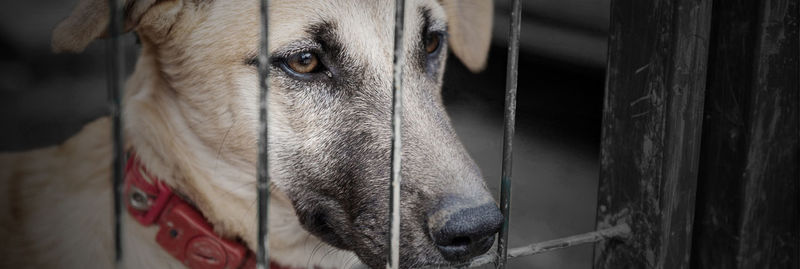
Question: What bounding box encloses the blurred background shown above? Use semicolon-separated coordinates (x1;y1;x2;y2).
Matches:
0;0;609;268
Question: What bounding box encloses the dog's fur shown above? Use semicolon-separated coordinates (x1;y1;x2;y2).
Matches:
0;0;494;268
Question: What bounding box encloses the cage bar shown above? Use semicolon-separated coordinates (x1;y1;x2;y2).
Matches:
459;224;631;268
387;0;406;268
106;0;125;264
495;0;521;268
256;0;271;268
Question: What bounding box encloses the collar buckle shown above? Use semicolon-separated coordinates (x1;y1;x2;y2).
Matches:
124;152;256;269
125;155;174;225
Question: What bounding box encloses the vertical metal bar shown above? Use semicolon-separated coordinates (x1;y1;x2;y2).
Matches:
106;0;125;264
256;0;271;268
495;0;521;268
388;0;405;268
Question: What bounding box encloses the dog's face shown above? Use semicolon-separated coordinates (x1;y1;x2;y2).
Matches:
54;0;499;267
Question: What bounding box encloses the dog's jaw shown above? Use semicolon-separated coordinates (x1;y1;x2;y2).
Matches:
267;191;362;268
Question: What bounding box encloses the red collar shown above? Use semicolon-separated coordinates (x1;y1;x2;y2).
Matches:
124;152;290;269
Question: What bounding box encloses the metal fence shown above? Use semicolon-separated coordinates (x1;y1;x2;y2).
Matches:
104;0;799;268
106;0;125;263
103;0;631;268
249;0;632;268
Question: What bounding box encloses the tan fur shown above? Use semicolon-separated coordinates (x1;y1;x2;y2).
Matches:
440;0;494;72
3;0;494;268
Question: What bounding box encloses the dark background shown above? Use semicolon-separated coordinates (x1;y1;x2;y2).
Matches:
0;0;610;268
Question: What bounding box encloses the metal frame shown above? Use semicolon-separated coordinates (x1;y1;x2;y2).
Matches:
388;0;406;268
106;0;633;268
256;0;271;268
106;0;125;265
495;0;521;267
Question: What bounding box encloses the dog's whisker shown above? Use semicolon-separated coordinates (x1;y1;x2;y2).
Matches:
212;118;237;172
318;245;339;264
217;180;256;202
341;254;358;269
246;182;281;210
307;241;326;268
303;232;315;254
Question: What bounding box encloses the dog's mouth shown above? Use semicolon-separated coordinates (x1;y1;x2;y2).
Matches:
291;194;502;268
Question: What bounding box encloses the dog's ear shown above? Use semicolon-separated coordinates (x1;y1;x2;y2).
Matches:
52;0;181;53
440;0;494;72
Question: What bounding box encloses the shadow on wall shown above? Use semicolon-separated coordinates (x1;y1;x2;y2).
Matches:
0;1;607;268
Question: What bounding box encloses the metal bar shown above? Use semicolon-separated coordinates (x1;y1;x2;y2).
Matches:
505;223;630;259
106;0;125;264
495;0;521;268
429;224;631;268
387;0;405;268
256;0;271;268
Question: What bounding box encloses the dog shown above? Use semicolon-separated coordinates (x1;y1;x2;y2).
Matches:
0;0;500;268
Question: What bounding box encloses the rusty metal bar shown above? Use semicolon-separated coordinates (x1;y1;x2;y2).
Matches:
458;224;630;268
387;0;406;268
256;0;271;268
106;0;125;264
495;0;521;268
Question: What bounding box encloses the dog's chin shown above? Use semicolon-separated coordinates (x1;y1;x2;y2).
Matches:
356;255;454;269
343;236;454;269
304;228;469;269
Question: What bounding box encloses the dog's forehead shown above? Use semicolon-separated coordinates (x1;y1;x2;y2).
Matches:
207;0;447;65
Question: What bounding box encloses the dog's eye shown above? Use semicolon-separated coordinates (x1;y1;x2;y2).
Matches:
286;52;321;74
425;32;442;54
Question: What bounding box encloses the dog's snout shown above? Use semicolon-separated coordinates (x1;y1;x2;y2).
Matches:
428;199;503;262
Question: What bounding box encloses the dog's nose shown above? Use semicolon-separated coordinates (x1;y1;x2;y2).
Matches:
428;198;503;262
